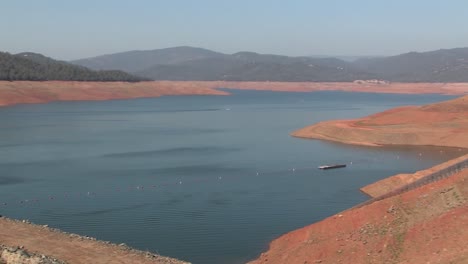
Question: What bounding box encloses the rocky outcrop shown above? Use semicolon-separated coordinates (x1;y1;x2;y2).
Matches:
1;245;66;264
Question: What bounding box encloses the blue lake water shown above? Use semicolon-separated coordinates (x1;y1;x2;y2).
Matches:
0;90;465;264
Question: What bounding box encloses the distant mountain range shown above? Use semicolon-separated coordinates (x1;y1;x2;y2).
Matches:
353;48;468;82
2;47;468;82
71;46;468;82
0;52;147;82
71;46;376;82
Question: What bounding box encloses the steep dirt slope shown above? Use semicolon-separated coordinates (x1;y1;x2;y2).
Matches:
249;167;468;264
362;154;468;197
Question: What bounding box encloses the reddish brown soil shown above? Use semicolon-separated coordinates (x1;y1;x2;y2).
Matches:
0;81;229;107
362;154;468;197
1;81;468;107
249;166;468;264
223;81;468;95
0;218;189;264
292;95;468;148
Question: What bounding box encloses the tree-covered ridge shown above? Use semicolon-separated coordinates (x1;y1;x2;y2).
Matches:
0;52;147;82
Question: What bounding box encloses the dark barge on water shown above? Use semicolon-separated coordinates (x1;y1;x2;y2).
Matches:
318;164;347;170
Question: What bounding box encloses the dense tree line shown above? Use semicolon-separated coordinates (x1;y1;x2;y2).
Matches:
0;52;148;82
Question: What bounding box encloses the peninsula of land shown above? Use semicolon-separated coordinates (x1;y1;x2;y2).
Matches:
292;95;468;148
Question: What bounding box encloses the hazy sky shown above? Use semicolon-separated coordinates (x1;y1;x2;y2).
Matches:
2;0;468;60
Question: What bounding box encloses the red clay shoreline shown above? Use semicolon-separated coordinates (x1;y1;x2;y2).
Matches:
248;164;468;264
0;217;190;264
291;95;468;149
1;81;468;107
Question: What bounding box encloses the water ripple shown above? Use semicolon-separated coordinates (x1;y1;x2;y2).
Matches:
103;146;241;158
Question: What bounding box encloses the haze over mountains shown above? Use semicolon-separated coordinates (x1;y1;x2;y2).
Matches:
354;48;468;82
71;46;468;82
72;47;375;81
2;46;468;82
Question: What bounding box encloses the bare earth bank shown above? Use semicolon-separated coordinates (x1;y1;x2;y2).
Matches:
0;217;190;264
292;95;468;149
1;81;468;107
248;163;468;264
361;154;468;198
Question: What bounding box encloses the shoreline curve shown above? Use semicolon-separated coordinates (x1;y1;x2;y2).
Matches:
249;95;468;263
1;81;468;107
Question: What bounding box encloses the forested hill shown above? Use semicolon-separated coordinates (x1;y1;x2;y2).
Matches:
0;52;147;82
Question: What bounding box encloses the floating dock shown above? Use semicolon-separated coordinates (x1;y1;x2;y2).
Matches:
318;164;347;170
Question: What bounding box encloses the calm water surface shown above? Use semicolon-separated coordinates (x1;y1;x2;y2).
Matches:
0;90;464;263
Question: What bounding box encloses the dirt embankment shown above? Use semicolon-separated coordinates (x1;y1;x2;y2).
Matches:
292;95;468;149
0;217;192;264
249;165;468;264
1;81;468;107
0;217;190;264
362;154;468;197
0;81;229;107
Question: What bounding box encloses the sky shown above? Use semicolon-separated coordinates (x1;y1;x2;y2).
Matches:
1;0;468;60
